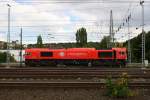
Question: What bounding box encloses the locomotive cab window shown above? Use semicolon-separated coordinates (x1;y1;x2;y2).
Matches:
98;52;113;58
41;52;53;57
119;51;125;55
122;52;125;55
119;52;121;55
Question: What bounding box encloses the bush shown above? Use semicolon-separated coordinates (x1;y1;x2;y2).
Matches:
106;73;134;98
0;52;16;63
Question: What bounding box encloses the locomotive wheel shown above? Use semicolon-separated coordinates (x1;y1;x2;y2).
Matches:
88;62;92;67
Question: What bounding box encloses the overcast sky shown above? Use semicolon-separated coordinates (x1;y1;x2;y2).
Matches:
0;0;150;44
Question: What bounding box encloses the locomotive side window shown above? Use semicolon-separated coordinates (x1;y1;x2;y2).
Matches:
98;52;113;58
41;52;53;57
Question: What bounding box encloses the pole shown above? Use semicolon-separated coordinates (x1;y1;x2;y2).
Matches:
20;28;22;67
109;10;113;48
140;1;145;67
128;16;131;63
112;10;114;46
6;4;11;68
109;10;111;48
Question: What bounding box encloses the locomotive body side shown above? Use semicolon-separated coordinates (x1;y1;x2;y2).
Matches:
92;48;127;66
91;49;114;66
25;48;66;66
24;48;127;67
66;48;96;59
112;48;127;66
61;48;96;66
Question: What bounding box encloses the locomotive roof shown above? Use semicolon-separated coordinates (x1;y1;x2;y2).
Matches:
25;48;126;51
26;48;96;50
25;48;66;51
67;48;96;50
112;48;126;51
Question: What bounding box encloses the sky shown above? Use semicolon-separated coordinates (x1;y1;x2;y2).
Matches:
0;0;150;44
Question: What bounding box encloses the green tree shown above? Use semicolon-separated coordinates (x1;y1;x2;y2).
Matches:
36;35;43;48
124;31;150;62
3;42;7;49
76;27;87;47
99;36;110;49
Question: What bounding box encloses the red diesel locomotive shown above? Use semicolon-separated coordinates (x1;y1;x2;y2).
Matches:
24;48;127;67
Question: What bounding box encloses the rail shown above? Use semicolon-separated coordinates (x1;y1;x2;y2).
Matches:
0;81;149;88
0;68;149;79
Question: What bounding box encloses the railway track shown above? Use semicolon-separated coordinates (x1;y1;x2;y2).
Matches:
0;67;149;79
0;63;149;68
0;67;149;88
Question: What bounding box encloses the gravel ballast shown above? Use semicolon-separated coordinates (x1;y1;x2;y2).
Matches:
0;87;150;100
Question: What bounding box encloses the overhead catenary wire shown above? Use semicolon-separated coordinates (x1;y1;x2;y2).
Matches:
10;0;150;4
0;0;149;44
